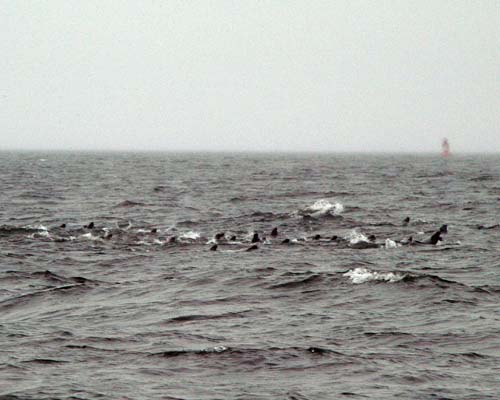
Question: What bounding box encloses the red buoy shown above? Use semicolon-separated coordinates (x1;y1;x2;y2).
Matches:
441;138;450;157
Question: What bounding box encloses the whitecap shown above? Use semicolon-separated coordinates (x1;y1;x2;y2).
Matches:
346;229;368;244
202;346;228;353
299;199;344;218
81;232;101;241
344;267;406;284
29;230;50;239
164;223;176;233
25;224;48;231
180;231;200;240
384;238;400;249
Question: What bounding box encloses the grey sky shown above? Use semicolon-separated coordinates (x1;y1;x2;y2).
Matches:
1;1;498;152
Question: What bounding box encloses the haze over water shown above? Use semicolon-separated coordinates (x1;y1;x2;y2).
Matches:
0;151;499;399
2;1;498;153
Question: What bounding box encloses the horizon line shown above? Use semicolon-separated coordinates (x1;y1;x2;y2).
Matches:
0;148;498;155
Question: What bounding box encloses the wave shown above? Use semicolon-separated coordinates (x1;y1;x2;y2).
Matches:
0;270;101;310
384;239;400;249
114;200;146;208
0;224;46;237
0;284;90;311
151;346;229;358
29;230;51;239
346;230;368;244
81;232;103;241
21;358;68;365
342;268;500;299
176;219;200;228
344;268;408;284
163;310;253;324
243;211;290;221
149;345;350;359
268;274;323;289
179;231;201;241
470;175;496;182
297;199;344;219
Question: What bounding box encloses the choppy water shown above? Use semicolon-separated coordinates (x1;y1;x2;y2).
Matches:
0;151;499;400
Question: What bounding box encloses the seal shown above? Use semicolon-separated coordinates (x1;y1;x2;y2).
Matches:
251;233;260;243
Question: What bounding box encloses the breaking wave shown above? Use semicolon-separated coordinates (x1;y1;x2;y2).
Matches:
296;199;344;219
344;268;407;284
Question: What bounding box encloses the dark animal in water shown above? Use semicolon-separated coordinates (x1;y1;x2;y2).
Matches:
477;224;499;230
429;231;443;245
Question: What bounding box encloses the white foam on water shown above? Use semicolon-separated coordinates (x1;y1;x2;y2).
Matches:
346;229;369;244
344;267;406;284
304;199;344;218
116;221;133;231
180;231;200;240
81;232;101;241
202;346;228;353
164;224;176;233
25;224;48;231
29;230;50;239
384;238;400;249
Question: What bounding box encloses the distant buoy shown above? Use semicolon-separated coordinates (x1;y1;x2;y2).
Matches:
441;138;450;157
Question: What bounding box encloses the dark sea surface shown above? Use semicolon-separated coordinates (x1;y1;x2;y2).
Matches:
0;151;499;400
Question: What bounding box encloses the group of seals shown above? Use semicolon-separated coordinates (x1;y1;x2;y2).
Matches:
207;219;451;252
49;217;457;252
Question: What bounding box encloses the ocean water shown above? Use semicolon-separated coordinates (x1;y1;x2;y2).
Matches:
0;151;499;400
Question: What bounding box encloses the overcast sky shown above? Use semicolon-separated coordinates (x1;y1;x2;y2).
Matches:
1;1;498;152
